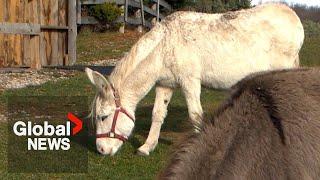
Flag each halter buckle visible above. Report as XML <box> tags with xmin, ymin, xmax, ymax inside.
<box><xmin>109</xmin><ymin>132</ymin><xmax>115</xmax><ymax>138</ymax></box>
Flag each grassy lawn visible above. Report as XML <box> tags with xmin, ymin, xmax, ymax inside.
<box><xmin>77</xmin><ymin>29</ymin><xmax>143</xmax><ymax>64</ymax></box>
<box><xmin>0</xmin><ymin>72</ymin><xmax>226</xmax><ymax>179</ymax></box>
<box><xmin>0</xmin><ymin>21</ymin><xmax>319</xmax><ymax>179</ymax></box>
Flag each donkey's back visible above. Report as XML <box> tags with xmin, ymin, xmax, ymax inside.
<box><xmin>160</xmin><ymin>4</ymin><xmax>304</xmax><ymax>89</ymax></box>
<box><xmin>160</xmin><ymin>68</ymin><xmax>320</xmax><ymax>180</ymax></box>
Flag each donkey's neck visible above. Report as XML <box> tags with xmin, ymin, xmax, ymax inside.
<box><xmin>109</xmin><ymin>47</ymin><xmax>164</xmax><ymax>113</ymax></box>
<box><xmin>109</xmin><ymin>23</ymin><xmax>166</xmax><ymax>88</ymax></box>
<box><xmin>109</xmin><ymin>48</ymin><xmax>143</xmax><ymax>86</ymax></box>
<box><xmin>108</xmin><ymin>24</ymin><xmax>166</xmax><ymax>113</ymax></box>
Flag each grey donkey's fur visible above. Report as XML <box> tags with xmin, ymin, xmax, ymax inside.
<box><xmin>160</xmin><ymin>68</ymin><xmax>320</xmax><ymax>180</ymax></box>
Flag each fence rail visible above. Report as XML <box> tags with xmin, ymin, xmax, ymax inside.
<box><xmin>80</xmin><ymin>0</ymin><xmax>171</xmax><ymax>28</ymax></box>
<box><xmin>0</xmin><ymin>0</ymin><xmax>171</xmax><ymax>68</ymax></box>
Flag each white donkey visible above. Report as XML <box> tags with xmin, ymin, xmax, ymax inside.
<box><xmin>86</xmin><ymin>3</ymin><xmax>304</xmax><ymax>156</ymax></box>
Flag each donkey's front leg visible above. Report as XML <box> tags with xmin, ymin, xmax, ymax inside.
<box><xmin>138</xmin><ymin>86</ymin><xmax>173</xmax><ymax>156</ymax></box>
<box><xmin>182</xmin><ymin>79</ymin><xmax>203</xmax><ymax>132</ymax></box>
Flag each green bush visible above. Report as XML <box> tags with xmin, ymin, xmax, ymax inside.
<box><xmin>300</xmin><ymin>20</ymin><xmax>320</xmax><ymax>67</ymax></box>
<box><xmin>89</xmin><ymin>3</ymin><xmax>122</xmax><ymax>23</ymax></box>
<box><xmin>174</xmin><ymin>0</ymin><xmax>251</xmax><ymax>13</ymax></box>
<box><xmin>303</xmin><ymin>20</ymin><xmax>320</xmax><ymax>37</ymax></box>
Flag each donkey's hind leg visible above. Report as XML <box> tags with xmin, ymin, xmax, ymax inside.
<box><xmin>138</xmin><ymin>86</ymin><xmax>173</xmax><ymax>156</ymax></box>
<box><xmin>182</xmin><ymin>78</ymin><xmax>203</xmax><ymax>132</ymax></box>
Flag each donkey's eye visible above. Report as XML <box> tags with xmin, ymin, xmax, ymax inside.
<box><xmin>100</xmin><ymin>115</ymin><xmax>109</xmax><ymax>121</ymax></box>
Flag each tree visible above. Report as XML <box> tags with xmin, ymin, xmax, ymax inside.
<box><xmin>173</xmin><ymin>0</ymin><xmax>252</xmax><ymax>13</ymax></box>
<box><xmin>238</xmin><ymin>0</ymin><xmax>251</xmax><ymax>9</ymax></box>
<box><xmin>212</xmin><ymin>0</ymin><xmax>225</xmax><ymax>13</ymax></box>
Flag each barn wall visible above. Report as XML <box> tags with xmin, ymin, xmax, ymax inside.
<box><xmin>0</xmin><ymin>0</ymin><xmax>71</xmax><ymax>68</ymax></box>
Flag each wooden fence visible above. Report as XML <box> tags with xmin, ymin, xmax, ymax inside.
<box><xmin>0</xmin><ymin>0</ymin><xmax>171</xmax><ymax>68</ymax></box>
<box><xmin>80</xmin><ymin>0</ymin><xmax>172</xmax><ymax>29</ymax></box>
<box><xmin>0</xmin><ymin>0</ymin><xmax>77</xmax><ymax>68</ymax></box>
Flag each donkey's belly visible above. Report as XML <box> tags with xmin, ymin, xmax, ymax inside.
<box><xmin>201</xmin><ymin>71</ymin><xmax>251</xmax><ymax>89</ymax></box>
<box><xmin>158</xmin><ymin>78</ymin><xmax>179</xmax><ymax>88</ymax></box>
<box><xmin>201</xmin><ymin>59</ymin><xmax>272</xmax><ymax>89</ymax></box>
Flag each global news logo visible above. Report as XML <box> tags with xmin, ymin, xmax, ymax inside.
<box><xmin>12</xmin><ymin>112</ymin><xmax>83</xmax><ymax>151</ymax></box>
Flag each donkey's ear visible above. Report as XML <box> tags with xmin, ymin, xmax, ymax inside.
<box><xmin>85</xmin><ymin>68</ymin><xmax>110</xmax><ymax>91</ymax></box>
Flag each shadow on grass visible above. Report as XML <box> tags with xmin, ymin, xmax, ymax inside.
<box><xmin>128</xmin><ymin>135</ymin><xmax>174</xmax><ymax>150</ymax></box>
<box><xmin>134</xmin><ymin>105</ymin><xmax>191</xmax><ymax>133</ymax></box>
<box><xmin>81</xmin><ymin>104</ymin><xmax>189</xmax><ymax>153</ymax></box>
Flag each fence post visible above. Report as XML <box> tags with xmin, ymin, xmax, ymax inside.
<box><xmin>140</xmin><ymin>0</ymin><xmax>145</xmax><ymax>26</ymax></box>
<box><xmin>125</xmin><ymin>0</ymin><xmax>128</xmax><ymax>22</ymax></box>
<box><xmin>151</xmin><ymin>4</ymin><xmax>157</xmax><ymax>26</ymax></box>
<box><xmin>68</xmin><ymin>0</ymin><xmax>77</xmax><ymax>65</ymax></box>
<box><xmin>157</xmin><ymin>0</ymin><xmax>160</xmax><ymax>22</ymax></box>
<box><xmin>135</xmin><ymin>10</ymin><xmax>143</xmax><ymax>33</ymax></box>
<box><xmin>77</xmin><ymin>0</ymin><xmax>81</xmax><ymax>25</ymax></box>
<box><xmin>119</xmin><ymin>5</ymin><xmax>125</xmax><ymax>33</ymax></box>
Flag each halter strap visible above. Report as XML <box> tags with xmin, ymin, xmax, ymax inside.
<box><xmin>96</xmin><ymin>85</ymin><xmax>135</xmax><ymax>142</ymax></box>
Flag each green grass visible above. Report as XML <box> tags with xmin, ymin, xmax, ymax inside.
<box><xmin>77</xmin><ymin>29</ymin><xmax>143</xmax><ymax>64</ymax></box>
<box><xmin>1</xmin><ymin>20</ymin><xmax>319</xmax><ymax>179</ymax></box>
<box><xmin>300</xmin><ymin>35</ymin><xmax>320</xmax><ymax>67</ymax></box>
<box><xmin>0</xmin><ymin>73</ymin><xmax>226</xmax><ymax>179</ymax></box>
<box><xmin>300</xmin><ymin>21</ymin><xmax>320</xmax><ymax>67</ymax></box>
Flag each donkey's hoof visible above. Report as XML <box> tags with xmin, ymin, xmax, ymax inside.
<box><xmin>137</xmin><ymin>147</ymin><xmax>150</xmax><ymax>156</ymax></box>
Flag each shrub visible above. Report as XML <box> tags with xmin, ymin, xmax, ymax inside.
<box><xmin>300</xmin><ymin>20</ymin><xmax>320</xmax><ymax>67</ymax></box>
<box><xmin>303</xmin><ymin>20</ymin><xmax>320</xmax><ymax>37</ymax></box>
<box><xmin>89</xmin><ymin>3</ymin><xmax>122</xmax><ymax>24</ymax></box>
<box><xmin>173</xmin><ymin>0</ymin><xmax>251</xmax><ymax>13</ymax></box>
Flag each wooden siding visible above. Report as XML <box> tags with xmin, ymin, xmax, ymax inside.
<box><xmin>0</xmin><ymin>0</ymin><xmax>76</xmax><ymax>68</ymax></box>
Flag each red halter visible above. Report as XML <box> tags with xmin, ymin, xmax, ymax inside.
<box><xmin>96</xmin><ymin>85</ymin><xmax>135</xmax><ymax>142</ymax></box>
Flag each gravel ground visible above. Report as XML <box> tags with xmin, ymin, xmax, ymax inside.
<box><xmin>0</xmin><ymin>113</ymin><xmax>6</xmax><ymax>122</ymax></box>
<box><xmin>0</xmin><ymin>69</ymin><xmax>77</xmax><ymax>122</ymax></box>
<box><xmin>0</xmin><ymin>59</ymin><xmax>117</xmax><ymax>122</ymax></box>
<box><xmin>0</xmin><ymin>69</ymin><xmax>76</xmax><ymax>91</ymax></box>
<box><xmin>79</xmin><ymin>58</ymin><xmax>120</xmax><ymax>66</ymax></box>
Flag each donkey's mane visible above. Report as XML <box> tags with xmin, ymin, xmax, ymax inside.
<box><xmin>211</xmin><ymin>68</ymin><xmax>311</xmax><ymax>143</ymax></box>
<box><xmin>109</xmin><ymin>23</ymin><xmax>167</xmax><ymax>88</ymax></box>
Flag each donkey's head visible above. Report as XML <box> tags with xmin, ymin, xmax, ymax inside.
<box><xmin>85</xmin><ymin>68</ymin><xmax>135</xmax><ymax>155</ymax></box>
